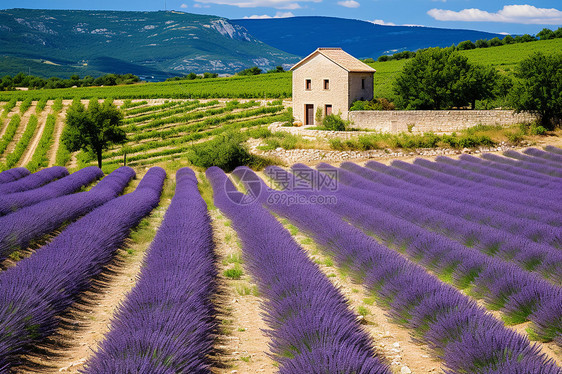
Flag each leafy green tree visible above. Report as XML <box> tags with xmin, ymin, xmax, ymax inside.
<box><xmin>457</xmin><ymin>40</ymin><xmax>476</xmax><ymax>50</ymax></box>
<box><xmin>489</xmin><ymin>37</ymin><xmax>503</xmax><ymax>47</ymax></box>
<box><xmin>555</xmin><ymin>27</ymin><xmax>562</xmax><ymax>38</ymax></box>
<box><xmin>267</xmin><ymin>65</ymin><xmax>285</xmax><ymax>73</ymax></box>
<box><xmin>475</xmin><ymin>39</ymin><xmax>489</xmax><ymax>48</ymax></box>
<box><xmin>394</xmin><ymin>47</ymin><xmax>498</xmax><ymax>110</ymax></box>
<box><xmin>237</xmin><ymin>66</ymin><xmax>262</xmax><ymax>76</ymax></box>
<box><xmin>61</xmin><ymin>98</ymin><xmax>127</xmax><ymax>168</ymax></box>
<box><xmin>537</xmin><ymin>28</ymin><xmax>555</xmax><ymax>40</ymax></box>
<box><xmin>510</xmin><ymin>52</ymin><xmax>562</xmax><ymax>130</ymax></box>
<box><xmin>502</xmin><ymin>35</ymin><xmax>515</xmax><ymax>44</ymax></box>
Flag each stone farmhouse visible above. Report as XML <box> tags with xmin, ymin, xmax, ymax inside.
<box><xmin>290</xmin><ymin>48</ymin><xmax>376</xmax><ymax>125</ymax></box>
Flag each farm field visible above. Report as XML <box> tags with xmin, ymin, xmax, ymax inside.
<box><xmin>1</xmin><ymin>38</ymin><xmax>561</xmax><ymax>103</ymax></box>
<box><xmin>0</xmin><ymin>145</ymin><xmax>561</xmax><ymax>373</ymax></box>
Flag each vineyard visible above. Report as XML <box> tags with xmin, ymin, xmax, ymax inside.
<box><xmin>0</xmin><ymin>140</ymin><xmax>561</xmax><ymax>373</ymax></box>
<box><xmin>0</xmin><ymin>98</ymin><xmax>289</xmax><ymax>173</ymax></box>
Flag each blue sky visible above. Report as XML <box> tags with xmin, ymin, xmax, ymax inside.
<box><xmin>2</xmin><ymin>0</ymin><xmax>561</xmax><ymax>34</ymax></box>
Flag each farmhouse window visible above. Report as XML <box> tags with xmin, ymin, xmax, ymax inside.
<box><xmin>324</xmin><ymin>79</ymin><xmax>330</xmax><ymax>90</ymax></box>
<box><xmin>325</xmin><ymin>104</ymin><xmax>332</xmax><ymax>115</ymax></box>
<box><xmin>361</xmin><ymin>78</ymin><xmax>365</xmax><ymax>89</ymax></box>
<box><xmin>306</xmin><ymin>79</ymin><xmax>312</xmax><ymax>90</ymax></box>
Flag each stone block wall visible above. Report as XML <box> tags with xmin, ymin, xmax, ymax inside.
<box><xmin>348</xmin><ymin>110</ymin><xmax>536</xmax><ymax>133</ymax></box>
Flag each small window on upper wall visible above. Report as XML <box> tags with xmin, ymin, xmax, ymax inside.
<box><xmin>324</xmin><ymin>79</ymin><xmax>330</xmax><ymax>90</ymax></box>
<box><xmin>306</xmin><ymin>79</ymin><xmax>312</xmax><ymax>90</ymax></box>
<box><xmin>361</xmin><ymin>78</ymin><xmax>366</xmax><ymax>89</ymax></box>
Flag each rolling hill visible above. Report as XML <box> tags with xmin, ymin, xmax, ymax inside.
<box><xmin>0</xmin><ymin>8</ymin><xmax>300</xmax><ymax>79</ymax></box>
<box><xmin>232</xmin><ymin>16</ymin><xmax>504</xmax><ymax>58</ymax></box>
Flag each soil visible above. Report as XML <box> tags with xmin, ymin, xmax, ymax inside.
<box><xmin>18</xmin><ymin>102</ymin><xmax>53</xmax><ymax>167</ymax></box>
<box><xmin>210</xmin><ymin>208</ymin><xmax>277</xmax><ymax>374</ymax></box>
<box><xmin>276</xmin><ymin>217</ymin><xmax>442</xmax><ymax>374</ymax></box>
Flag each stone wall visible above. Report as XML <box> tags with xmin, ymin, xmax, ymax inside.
<box><xmin>348</xmin><ymin>110</ymin><xmax>536</xmax><ymax>133</ymax></box>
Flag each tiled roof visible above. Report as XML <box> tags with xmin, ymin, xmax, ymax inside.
<box><xmin>290</xmin><ymin>48</ymin><xmax>376</xmax><ymax>73</ymax></box>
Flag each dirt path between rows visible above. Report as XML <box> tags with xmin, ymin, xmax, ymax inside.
<box><xmin>210</xmin><ymin>208</ymin><xmax>276</xmax><ymax>374</ymax></box>
<box><xmin>18</xmin><ymin>103</ymin><xmax>53</xmax><ymax>167</ymax></box>
<box><xmin>0</xmin><ymin>102</ymin><xmax>21</xmax><ymax>138</ymax></box>
<box><xmin>48</xmin><ymin>103</ymin><xmax>68</xmax><ymax>167</ymax></box>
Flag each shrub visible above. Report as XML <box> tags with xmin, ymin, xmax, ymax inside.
<box><xmin>322</xmin><ymin>114</ymin><xmax>348</xmax><ymax>131</ymax></box>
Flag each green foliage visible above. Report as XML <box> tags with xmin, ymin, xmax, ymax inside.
<box><xmin>457</xmin><ymin>40</ymin><xmax>476</xmax><ymax>50</ymax></box>
<box><xmin>267</xmin><ymin>66</ymin><xmax>285</xmax><ymax>73</ymax></box>
<box><xmin>350</xmin><ymin>98</ymin><xmax>395</xmax><ymax>111</ymax></box>
<box><xmin>27</xmin><ymin>114</ymin><xmax>56</xmax><ymax>172</ymax></box>
<box><xmin>120</xmin><ymin>100</ymin><xmax>148</xmax><ymax>109</ymax></box>
<box><xmin>237</xmin><ymin>66</ymin><xmax>262</xmax><ymax>76</ymax></box>
<box><xmin>537</xmin><ymin>28</ymin><xmax>556</xmax><ymax>40</ymax></box>
<box><xmin>475</xmin><ymin>39</ymin><xmax>489</xmax><ymax>48</ymax></box>
<box><xmin>329</xmin><ymin>131</ymin><xmax>495</xmax><ymax>151</ymax></box>
<box><xmin>0</xmin><ymin>72</ymin><xmax>139</xmax><ymax>91</ymax></box>
<box><xmin>1</xmin><ymin>98</ymin><xmax>17</xmax><ymax>117</ymax></box>
<box><xmin>223</xmin><ymin>265</ymin><xmax>243</xmax><ymax>279</ymax></box>
<box><xmin>187</xmin><ymin>131</ymin><xmax>254</xmax><ymax>172</ymax></box>
<box><xmin>19</xmin><ymin>98</ymin><xmax>32</xmax><ymax>114</ymax></box>
<box><xmin>393</xmin><ymin>47</ymin><xmax>499</xmax><ymax>109</ymax></box>
<box><xmin>510</xmin><ymin>52</ymin><xmax>562</xmax><ymax>129</ymax></box>
<box><xmin>35</xmin><ymin>97</ymin><xmax>48</xmax><ymax>113</ymax></box>
<box><xmin>2</xmin><ymin>115</ymin><xmax>38</xmax><ymax>171</ymax></box>
<box><xmin>62</xmin><ymin>98</ymin><xmax>126</xmax><ymax>168</ymax></box>
<box><xmin>0</xmin><ymin>115</ymin><xmax>21</xmax><ymax>154</ymax></box>
<box><xmin>322</xmin><ymin>113</ymin><xmax>349</xmax><ymax>131</ymax></box>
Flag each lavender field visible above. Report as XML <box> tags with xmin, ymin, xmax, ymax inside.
<box><xmin>0</xmin><ymin>147</ymin><xmax>560</xmax><ymax>373</ymax></box>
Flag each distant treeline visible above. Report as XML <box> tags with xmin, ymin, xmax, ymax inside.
<box><xmin>165</xmin><ymin>65</ymin><xmax>286</xmax><ymax>82</ymax></box>
<box><xmin>0</xmin><ymin>73</ymin><xmax>140</xmax><ymax>91</ymax></box>
<box><xmin>367</xmin><ymin>27</ymin><xmax>562</xmax><ymax>63</ymax></box>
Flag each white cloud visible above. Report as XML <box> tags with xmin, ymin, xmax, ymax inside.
<box><xmin>193</xmin><ymin>3</ymin><xmax>210</xmax><ymax>7</ymax></box>
<box><xmin>244</xmin><ymin>11</ymin><xmax>295</xmax><ymax>18</ymax></box>
<box><xmin>180</xmin><ymin>3</ymin><xmax>188</xmax><ymax>8</ymax></box>
<box><xmin>371</xmin><ymin>19</ymin><xmax>396</xmax><ymax>26</ymax></box>
<box><xmin>195</xmin><ymin>0</ymin><xmax>320</xmax><ymax>9</ymax></box>
<box><xmin>428</xmin><ymin>4</ymin><xmax>562</xmax><ymax>24</ymax></box>
<box><xmin>337</xmin><ymin>0</ymin><xmax>359</xmax><ymax>8</ymax></box>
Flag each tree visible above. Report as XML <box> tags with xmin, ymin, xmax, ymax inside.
<box><xmin>237</xmin><ymin>66</ymin><xmax>262</xmax><ymax>76</ymax></box>
<box><xmin>61</xmin><ymin>99</ymin><xmax>127</xmax><ymax>168</ymax></box>
<box><xmin>537</xmin><ymin>28</ymin><xmax>555</xmax><ymax>40</ymax></box>
<box><xmin>393</xmin><ymin>47</ymin><xmax>499</xmax><ymax>110</ymax></box>
<box><xmin>475</xmin><ymin>39</ymin><xmax>489</xmax><ymax>48</ymax></box>
<box><xmin>489</xmin><ymin>37</ymin><xmax>503</xmax><ymax>47</ymax></box>
<box><xmin>502</xmin><ymin>35</ymin><xmax>515</xmax><ymax>44</ymax></box>
<box><xmin>457</xmin><ymin>40</ymin><xmax>476</xmax><ymax>50</ymax></box>
<box><xmin>510</xmin><ymin>52</ymin><xmax>562</xmax><ymax>130</ymax></box>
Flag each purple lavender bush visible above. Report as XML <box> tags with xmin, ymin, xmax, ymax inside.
<box><xmin>0</xmin><ymin>167</ymin><xmax>29</xmax><ymax>184</ymax></box>
<box><xmin>0</xmin><ymin>166</ymin><xmax>67</xmax><ymax>195</ymax></box>
<box><xmin>0</xmin><ymin>166</ymin><xmax>135</xmax><ymax>261</ymax></box>
<box><xmin>207</xmin><ymin>166</ymin><xmax>390</xmax><ymax>374</ymax></box>
<box><xmin>0</xmin><ymin>166</ymin><xmax>104</xmax><ymax>216</ymax></box>
<box><xmin>0</xmin><ymin>167</ymin><xmax>164</xmax><ymax>371</ymax></box>
<box><xmin>84</xmin><ymin>168</ymin><xmax>217</xmax><ymax>373</ymax></box>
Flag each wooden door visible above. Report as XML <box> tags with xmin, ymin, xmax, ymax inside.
<box><xmin>305</xmin><ymin>104</ymin><xmax>314</xmax><ymax>125</ymax></box>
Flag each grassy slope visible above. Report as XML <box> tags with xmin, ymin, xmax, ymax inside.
<box><xmin>1</xmin><ymin>38</ymin><xmax>560</xmax><ymax>101</ymax></box>
<box><xmin>369</xmin><ymin>38</ymin><xmax>562</xmax><ymax>99</ymax></box>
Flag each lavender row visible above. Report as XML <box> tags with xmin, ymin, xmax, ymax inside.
<box><xmin>0</xmin><ymin>166</ymin><xmax>104</xmax><ymax>216</ymax></box>
<box><xmin>459</xmin><ymin>153</ymin><xmax>562</xmax><ymax>183</ymax></box>
<box><xmin>505</xmin><ymin>149</ymin><xmax>562</xmax><ymax>170</ymax></box>
<box><xmin>435</xmin><ymin>155</ymin><xmax>562</xmax><ymax>190</ymax></box>
<box><xmin>0</xmin><ymin>167</ymin><xmax>164</xmax><ymax>371</ymax></box>
<box><xmin>476</xmin><ymin>153</ymin><xmax>562</xmax><ymax>178</ymax></box>
<box><xmin>338</xmin><ymin>162</ymin><xmax>561</xmax><ymax>249</ymax></box>
<box><xmin>207</xmin><ymin>167</ymin><xmax>389</xmax><ymax>373</ymax></box>
<box><xmin>288</xmin><ymin>164</ymin><xmax>562</xmax><ymax>343</ymax></box>
<box><xmin>0</xmin><ymin>167</ymin><xmax>29</xmax><ymax>184</ymax></box>
<box><xmin>326</xmin><ymin>163</ymin><xmax>562</xmax><ymax>283</ymax></box>
<box><xmin>0</xmin><ymin>166</ymin><xmax>68</xmax><ymax>195</ymax></box>
<box><xmin>241</xmin><ymin>166</ymin><xmax>560</xmax><ymax>374</ymax></box>
<box><xmin>352</xmin><ymin>160</ymin><xmax>560</xmax><ymax>227</ymax></box>
<box><xmin>0</xmin><ymin>166</ymin><xmax>135</xmax><ymax>262</ymax></box>
<box><xmin>85</xmin><ymin>168</ymin><xmax>217</xmax><ymax>373</ymax></box>
<box><xmin>545</xmin><ymin>145</ymin><xmax>562</xmax><ymax>156</ymax></box>
<box><xmin>386</xmin><ymin>160</ymin><xmax>562</xmax><ymax>215</ymax></box>
<box><xmin>414</xmin><ymin>157</ymin><xmax>560</xmax><ymax>198</ymax></box>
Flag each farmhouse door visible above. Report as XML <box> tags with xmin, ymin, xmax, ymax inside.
<box><xmin>305</xmin><ymin>104</ymin><xmax>314</xmax><ymax>125</ymax></box>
